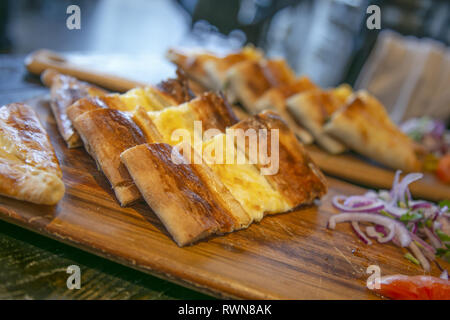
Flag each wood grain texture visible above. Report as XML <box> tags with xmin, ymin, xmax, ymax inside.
<box><xmin>306</xmin><ymin>145</ymin><xmax>450</xmax><ymax>202</ymax></box>
<box><xmin>0</xmin><ymin>96</ymin><xmax>447</xmax><ymax>300</ymax></box>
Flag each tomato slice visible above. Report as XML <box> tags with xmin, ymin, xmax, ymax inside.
<box><xmin>436</xmin><ymin>154</ymin><xmax>450</xmax><ymax>184</ymax></box>
<box><xmin>371</xmin><ymin>275</ymin><xmax>450</xmax><ymax>300</ymax></box>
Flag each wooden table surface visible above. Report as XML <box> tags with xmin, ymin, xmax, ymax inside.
<box><xmin>0</xmin><ymin>54</ymin><xmax>210</xmax><ymax>300</ymax></box>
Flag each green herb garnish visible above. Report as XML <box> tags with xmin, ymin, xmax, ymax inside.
<box><xmin>380</xmin><ymin>210</ymin><xmax>395</xmax><ymax>219</ymax></box>
<box><xmin>436</xmin><ymin>229</ymin><xmax>450</xmax><ymax>242</ymax></box>
<box><xmin>404</xmin><ymin>253</ymin><xmax>420</xmax><ymax>265</ymax></box>
<box><xmin>400</xmin><ymin>211</ymin><xmax>422</xmax><ymax>222</ymax></box>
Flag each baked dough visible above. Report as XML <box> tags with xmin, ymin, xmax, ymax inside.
<box><xmin>167</xmin><ymin>46</ymin><xmax>263</xmax><ymax>90</ymax></box>
<box><xmin>42</xmin><ymin>69</ymin><xmax>107</xmax><ymax>148</ymax></box>
<box><xmin>72</xmin><ymin>108</ymin><xmax>146</xmax><ymax>206</ymax></box>
<box><xmin>324</xmin><ymin>90</ymin><xmax>420</xmax><ymax>171</ymax></box>
<box><xmin>231</xmin><ymin>110</ymin><xmax>328</xmax><ymax>207</ymax></box>
<box><xmin>287</xmin><ymin>85</ymin><xmax>352</xmax><ymax>154</ymax></box>
<box><xmin>0</xmin><ymin>103</ymin><xmax>64</xmax><ymax>205</ymax></box>
<box><xmin>121</xmin><ymin>143</ymin><xmax>250</xmax><ymax>246</ymax></box>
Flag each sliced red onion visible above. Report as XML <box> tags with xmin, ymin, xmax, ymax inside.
<box><xmin>389</xmin><ymin>172</ymin><xmax>423</xmax><ymax>206</ymax></box>
<box><xmin>409</xmin><ymin>241</ymin><xmax>430</xmax><ymax>272</ymax></box>
<box><xmin>375</xmin><ymin>225</ymin><xmax>388</xmax><ymax>237</ymax></box>
<box><xmin>328</xmin><ymin>212</ymin><xmax>411</xmax><ymax>247</ymax></box>
<box><xmin>422</xmin><ymin>227</ymin><xmax>443</xmax><ymax>249</ymax></box>
<box><xmin>366</xmin><ymin>225</ymin><xmax>395</xmax><ymax>243</ymax></box>
<box><xmin>440</xmin><ymin>270</ymin><xmax>449</xmax><ymax>281</ymax></box>
<box><xmin>363</xmin><ymin>190</ymin><xmax>378</xmax><ymax>199</ymax></box>
<box><xmin>410</xmin><ymin>232</ymin><xmax>435</xmax><ymax>254</ymax></box>
<box><xmin>410</xmin><ymin>201</ymin><xmax>433</xmax><ymax>210</ymax></box>
<box><xmin>351</xmin><ymin>222</ymin><xmax>372</xmax><ymax>245</ymax></box>
<box><xmin>384</xmin><ymin>203</ymin><xmax>409</xmax><ymax>217</ymax></box>
<box><xmin>332</xmin><ymin>195</ymin><xmax>384</xmax><ymax>213</ymax></box>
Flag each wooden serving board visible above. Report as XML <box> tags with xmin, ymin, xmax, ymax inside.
<box><xmin>25</xmin><ymin>49</ymin><xmax>450</xmax><ymax>202</ymax></box>
<box><xmin>306</xmin><ymin>146</ymin><xmax>450</xmax><ymax>202</ymax></box>
<box><xmin>0</xmin><ymin>96</ymin><xmax>447</xmax><ymax>300</ymax></box>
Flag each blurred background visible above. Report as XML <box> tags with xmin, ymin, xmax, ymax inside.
<box><xmin>0</xmin><ymin>0</ymin><xmax>449</xmax><ymax>120</ymax></box>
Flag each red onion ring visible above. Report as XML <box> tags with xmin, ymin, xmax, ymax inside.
<box><xmin>351</xmin><ymin>222</ymin><xmax>372</xmax><ymax>245</ymax></box>
<box><xmin>366</xmin><ymin>225</ymin><xmax>395</xmax><ymax>243</ymax></box>
<box><xmin>328</xmin><ymin>212</ymin><xmax>411</xmax><ymax>247</ymax></box>
<box><xmin>332</xmin><ymin>196</ymin><xmax>384</xmax><ymax>213</ymax></box>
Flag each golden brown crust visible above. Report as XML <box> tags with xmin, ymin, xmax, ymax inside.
<box><xmin>131</xmin><ymin>107</ymin><xmax>164</xmax><ymax>143</ymax></box>
<box><xmin>167</xmin><ymin>46</ymin><xmax>263</xmax><ymax>90</ymax></box>
<box><xmin>0</xmin><ymin>103</ymin><xmax>64</xmax><ymax>205</ymax></box>
<box><xmin>72</xmin><ymin>108</ymin><xmax>146</xmax><ymax>206</ymax></box>
<box><xmin>188</xmin><ymin>92</ymin><xmax>239</xmax><ymax>132</ymax></box>
<box><xmin>43</xmin><ymin>69</ymin><xmax>107</xmax><ymax>148</ymax></box>
<box><xmin>121</xmin><ymin>143</ymin><xmax>240</xmax><ymax>246</ymax></box>
<box><xmin>324</xmin><ymin>91</ymin><xmax>420</xmax><ymax>172</ymax></box>
<box><xmin>155</xmin><ymin>69</ymin><xmax>195</xmax><ymax>105</ymax></box>
<box><xmin>231</xmin><ymin>110</ymin><xmax>328</xmax><ymax>207</ymax></box>
<box><xmin>287</xmin><ymin>89</ymin><xmax>347</xmax><ymax>154</ymax></box>
<box><xmin>166</xmin><ymin>49</ymin><xmax>218</xmax><ymax>88</ymax></box>
<box><xmin>0</xmin><ymin>103</ymin><xmax>62</xmax><ymax>178</ymax></box>
<box><xmin>66</xmin><ymin>96</ymin><xmax>112</xmax><ymax>124</ymax></box>
<box><xmin>224</xmin><ymin>59</ymin><xmax>296</xmax><ymax>113</ymax></box>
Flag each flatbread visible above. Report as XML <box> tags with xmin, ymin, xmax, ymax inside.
<box><xmin>42</xmin><ymin>69</ymin><xmax>107</xmax><ymax>148</ymax></box>
<box><xmin>0</xmin><ymin>103</ymin><xmax>64</xmax><ymax>205</ymax></box>
<box><xmin>324</xmin><ymin>90</ymin><xmax>421</xmax><ymax>171</ymax></box>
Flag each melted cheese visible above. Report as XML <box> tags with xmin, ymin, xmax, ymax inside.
<box><xmin>119</xmin><ymin>88</ymin><xmax>161</xmax><ymax>112</ymax></box>
<box><xmin>202</xmin><ymin>134</ymin><xmax>290</xmax><ymax>222</ymax></box>
<box><xmin>147</xmin><ymin>104</ymin><xmax>200</xmax><ymax>146</ymax></box>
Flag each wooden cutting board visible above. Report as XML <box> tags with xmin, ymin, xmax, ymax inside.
<box><xmin>306</xmin><ymin>146</ymin><xmax>450</xmax><ymax>202</ymax></box>
<box><xmin>0</xmin><ymin>96</ymin><xmax>447</xmax><ymax>300</ymax></box>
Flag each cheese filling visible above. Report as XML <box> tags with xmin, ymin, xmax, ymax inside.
<box><xmin>147</xmin><ymin>104</ymin><xmax>201</xmax><ymax>146</ymax></box>
<box><xmin>202</xmin><ymin>134</ymin><xmax>290</xmax><ymax>222</ymax></box>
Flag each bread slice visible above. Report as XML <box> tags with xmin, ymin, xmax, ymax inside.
<box><xmin>142</xmin><ymin>92</ymin><xmax>239</xmax><ymax>146</ymax></box>
<box><xmin>324</xmin><ymin>90</ymin><xmax>421</xmax><ymax>171</ymax></box>
<box><xmin>120</xmin><ymin>143</ymin><xmax>250</xmax><ymax>246</ymax></box>
<box><xmin>42</xmin><ymin>69</ymin><xmax>107</xmax><ymax>148</ymax></box>
<box><xmin>224</xmin><ymin>59</ymin><xmax>295</xmax><ymax>112</ymax></box>
<box><xmin>286</xmin><ymin>86</ymin><xmax>351</xmax><ymax>154</ymax></box>
<box><xmin>0</xmin><ymin>103</ymin><xmax>64</xmax><ymax>205</ymax></box>
<box><xmin>200</xmin><ymin>133</ymin><xmax>291</xmax><ymax>222</ymax></box>
<box><xmin>72</xmin><ymin>108</ymin><xmax>146</xmax><ymax>206</ymax></box>
<box><xmin>230</xmin><ymin>110</ymin><xmax>328</xmax><ymax>207</ymax></box>
<box><xmin>254</xmin><ymin>76</ymin><xmax>318</xmax><ymax>144</ymax></box>
<box><xmin>167</xmin><ymin>46</ymin><xmax>263</xmax><ymax>90</ymax></box>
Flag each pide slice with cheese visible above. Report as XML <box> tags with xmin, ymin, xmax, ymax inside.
<box><xmin>0</xmin><ymin>103</ymin><xmax>64</xmax><ymax>205</ymax></box>
<box><xmin>324</xmin><ymin>91</ymin><xmax>421</xmax><ymax>172</ymax></box>
<box><xmin>286</xmin><ymin>85</ymin><xmax>352</xmax><ymax>154</ymax></box>
<box><xmin>138</xmin><ymin>92</ymin><xmax>239</xmax><ymax>146</ymax></box>
<box><xmin>120</xmin><ymin>143</ymin><xmax>251</xmax><ymax>246</ymax></box>
<box><xmin>230</xmin><ymin>110</ymin><xmax>328</xmax><ymax>207</ymax></box>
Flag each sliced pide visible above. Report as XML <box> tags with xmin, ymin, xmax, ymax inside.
<box><xmin>72</xmin><ymin>108</ymin><xmax>146</xmax><ymax>206</ymax></box>
<box><xmin>324</xmin><ymin>91</ymin><xmax>420</xmax><ymax>172</ymax></box>
<box><xmin>231</xmin><ymin>110</ymin><xmax>328</xmax><ymax>207</ymax></box>
<box><xmin>0</xmin><ymin>103</ymin><xmax>64</xmax><ymax>205</ymax></box>
<box><xmin>120</xmin><ymin>143</ymin><xmax>248</xmax><ymax>246</ymax></box>
<box><xmin>42</xmin><ymin>69</ymin><xmax>107</xmax><ymax>148</ymax></box>
<box><xmin>286</xmin><ymin>86</ymin><xmax>350</xmax><ymax>154</ymax></box>
<box><xmin>200</xmin><ymin>133</ymin><xmax>291</xmax><ymax>222</ymax></box>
